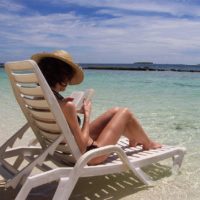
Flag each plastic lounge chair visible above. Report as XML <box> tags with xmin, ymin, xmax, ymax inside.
<box><xmin>3</xmin><ymin>60</ymin><xmax>186</xmax><ymax>200</ymax></box>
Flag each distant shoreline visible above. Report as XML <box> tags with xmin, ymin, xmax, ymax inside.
<box><xmin>1</xmin><ymin>63</ymin><xmax>200</xmax><ymax>72</ymax></box>
<box><xmin>82</xmin><ymin>66</ymin><xmax>200</xmax><ymax>72</ymax></box>
<box><xmin>81</xmin><ymin>63</ymin><xmax>200</xmax><ymax>72</ymax></box>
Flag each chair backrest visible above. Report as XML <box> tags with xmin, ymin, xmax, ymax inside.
<box><xmin>5</xmin><ymin>60</ymin><xmax>82</xmax><ymax>161</ymax></box>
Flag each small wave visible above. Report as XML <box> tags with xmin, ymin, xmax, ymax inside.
<box><xmin>173</xmin><ymin>122</ymin><xmax>198</xmax><ymax>130</ymax></box>
<box><xmin>174</xmin><ymin>82</ymin><xmax>200</xmax><ymax>88</ymax></box>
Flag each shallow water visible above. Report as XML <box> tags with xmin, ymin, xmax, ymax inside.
<box><xmin>0</xmin><ymin>68</ymin><xmax>200</xmax><ymax>199</ymax></box>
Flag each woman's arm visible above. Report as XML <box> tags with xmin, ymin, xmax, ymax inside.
<box><xmin>59</xmin><ymin>100</ymin><xmax>92</xmax><ymax>153</ymax></box>
<box><xmin>81</xmin><ymin>100</ymin><xmax>92</xmax><ymax>143</ymax></box>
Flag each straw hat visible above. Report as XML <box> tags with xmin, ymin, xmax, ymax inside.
<box><xmin>31</xmin><ymin>50</ymin><xmax>84</xmax><ymax>85</ymax></box>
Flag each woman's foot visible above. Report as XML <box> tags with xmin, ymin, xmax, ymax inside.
<box><xmin>143</xmin><ymin>141</ymin><xmax>162</xmax><ymax>150</ymax></box>
<box><xmin>129</xmin><ymin>139</ymin><xmax>161</xmax><ymax>150</ymax></box>
<box><xmin>129</xmin><ymin>140</ymin><xmax>139</xmax><ymax>147</ymax></box>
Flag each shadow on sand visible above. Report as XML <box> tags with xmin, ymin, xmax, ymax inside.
<box><xmin>0</xmin><ymin>163</ymin><xmax>172</xmax><ymax>200</ymax></box>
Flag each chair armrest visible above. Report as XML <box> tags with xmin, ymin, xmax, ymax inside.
<box><xmin>74</xmin><ymin>145</ymin><xmax>131</xmax><ymax>169</ymax></box>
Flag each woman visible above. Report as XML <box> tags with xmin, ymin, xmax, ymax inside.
<box><xmin>32</xmin><ymin>50</ymin><xmax>161</xmax><ymax>164</ymax></box>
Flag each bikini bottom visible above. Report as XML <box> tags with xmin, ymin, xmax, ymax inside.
<box><xmin>86</xmin><ymin>142</ymin><xmax>98</xmax><ymax>151</ymax></box>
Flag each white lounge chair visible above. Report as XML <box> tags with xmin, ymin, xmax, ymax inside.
<box><xmin>2</xmin><ymin>60</ymin><xmax>186</xmax><ymax>200</ymax></box>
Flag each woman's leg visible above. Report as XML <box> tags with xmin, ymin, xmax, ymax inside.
<box><xmin>89</xmin><ymin>107</ymin><xmax>121</xmax><ymax>140</ymax></box>
<box><xmin>89</xmin><ymin>108</ymin><xmax>161</xmax><ymax>164</ymax></box>
<box><xmin>89</xmin><ymin>107</ymin><xmax>160</xmax><ymax>150</ymax></box>
<box><xmin>94</xmin><ymin>108</ymin><xmax>132</xmax><ymax>146</ymax></box>
<box><xmin>88</xmin><ymin>108</ymin><xmax>132</xmax><ymax>164</ymax></box>
<box><xmin>122</xmin><ymin>109</ymin><xmax>161</xmax><ymax>150</ymax></box>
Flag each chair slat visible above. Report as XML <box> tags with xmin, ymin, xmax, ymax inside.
<box><xmin>35</xmin><ymin>121</ymin><xmax>60</xmax><ymax>133</ymax></box>
<box><xmin>17</xmin><ymin>85</ymin><xmax>43</xmax><ymax>96</ymax></box>
<box><xmin>13</xmin><ymin>73</ymin><xmax>38</xmax><ymax>83</ymax></box>
<box><xmin>23</xmin><ymin>99</ymin><xmax>49</xmax><ymax>109</ymax></box>
<box><xmin>7</xmin><ymin>61</ymin><xmax>34</xmax><ymax>70</ymax></box>
<box><xmin>29</xmin><ymin>110</ymin><xmax>55</xmax><ymax>121</ymax></box>
<box><xmin>40</xmin><ymin>130</ymin><xmax>60</xmax><ymax>140</ymax></box>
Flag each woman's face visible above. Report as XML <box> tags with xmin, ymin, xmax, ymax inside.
<box><xmin>58</xmin><ymin>78</ymin><xmax>69</xmax><ymax>91</ymax></box>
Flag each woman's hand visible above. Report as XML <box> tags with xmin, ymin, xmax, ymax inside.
<box><xmin>83</xmin><ymin>100</ymin><xmax>92</xmax><ymax>118</ymax></box>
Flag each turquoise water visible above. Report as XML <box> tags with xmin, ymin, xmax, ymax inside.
<box><xmin>0</xmin><ymin>68</ymin><xmax>200</xmax><ymax>199</ymax></box>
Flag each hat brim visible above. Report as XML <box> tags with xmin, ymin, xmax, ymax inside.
<box><xmin>31</xmin><ymin>52</ymin><xmax>84</xmax><ymax>85</ymax></box>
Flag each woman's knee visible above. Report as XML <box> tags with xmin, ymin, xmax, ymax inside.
<box><xmin>109</xmin><ymin>107</ymin><xmax>121</xmax><ymax>115</ymax></box>
<box><xmin>121</xmin><ymin>107</ymin><xmax>133</xmax><ymax>118</ymax></box>
<box><xmin>109</xmin><ymin>107</ymin><xmax>133</xmax><ymax>120</ymax></box>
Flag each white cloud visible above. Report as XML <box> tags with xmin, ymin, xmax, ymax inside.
<box><xmin>1</xmin><ymin>0</ymin><xmax>200</xmax><ymax>64</ymax></box>
<box><xmin>58</xmin><ymin>0</ymin><xmax>200</xmax><ymax>17</ymax></box>
<box><xmin>0</xmin><ymin>0</ymin><xmax>25</xmax><ymax>12</ymax></box>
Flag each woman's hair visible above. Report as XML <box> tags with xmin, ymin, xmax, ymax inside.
<box><xmin>37</xmin><ymin>57</ymin><xmax>75</xmax><ymax>87</ymax></box>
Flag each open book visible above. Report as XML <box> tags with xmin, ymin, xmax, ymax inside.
<box><xmin>70</xmin><ymin>88</ymin><xmax>94</xmax><ymax>110</ymax></box>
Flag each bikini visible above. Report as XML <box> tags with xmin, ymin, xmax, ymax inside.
<box><xmin>86</xmin><ymin>141</ymin><xmax>98</xmax><ymax>151</ymax></box>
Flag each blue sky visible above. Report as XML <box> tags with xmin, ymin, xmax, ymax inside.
<box><xmin>1</xmin><ymin>0</ymin><xmax>200</xmax><ymax>64</ymax></box>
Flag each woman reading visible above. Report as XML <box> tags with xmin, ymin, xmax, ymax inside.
<box><xmin>31</xmin><ymin>50</ymin><xmax>161</xmax><ymax>165</ymax></box>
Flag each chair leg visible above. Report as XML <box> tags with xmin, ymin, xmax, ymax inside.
<box><xmin>13</xmin><ymin>155</ymin><xmax>24</xmax><ymax>169</ymax></box>
<box><xmin>15</xmin><ymin>178</ymin><xmax>33</xmax><ymax>200</ymax></box>
<box><xmin>172</xmin><ymin>151</ymin><xmax>185</xmax><ymax>173</ymax></box>
<box><xmin>15</xmin><ymin>168</ymin><xmax>72</xmax><ymax>200</ymax></box>
<box><xmin>52</xmin><ymin>173</ymin><xmax>79</xmax><ymax>200</ymax></box>
<box><xmin>131</xmin><ymin>167</ymin><xmax>153</xmax><ymax>185</ymax></box>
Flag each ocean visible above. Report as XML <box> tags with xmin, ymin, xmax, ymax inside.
<box><xmin>0</xmin><ymin>67</ymin><xmax>200</xmax><ymax>199</ymax></box>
